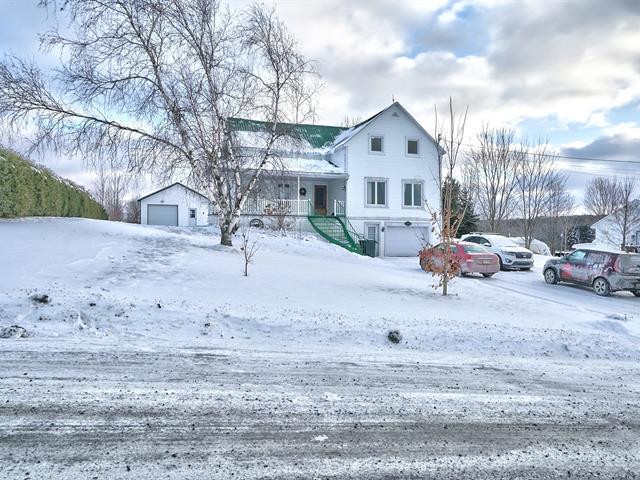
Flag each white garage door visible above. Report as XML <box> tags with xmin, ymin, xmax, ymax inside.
<box><xmin>148</xmin><ymin>205</ymin><xmax>178</xmax><ymax>226</ymax></box>
<box><xmin>384</xmin><ymin>225</ymin><xmax>430</xmax><ymax>257</ymax></box>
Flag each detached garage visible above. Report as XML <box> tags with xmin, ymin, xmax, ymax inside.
<box><xmin>383</xmin><ymin>222</ymin><xmax>431</xmax><ymax>257</ymax></box>
<box><xmin>138</xmin><ymin>183</ymin><xmax>210</xmax><ymax>227</ymax></box>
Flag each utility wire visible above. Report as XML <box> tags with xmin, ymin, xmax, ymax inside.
<box><xmin>445</xmin><ymin>139</ymin><xmax>640</xmax><ymax>165</ymax></box>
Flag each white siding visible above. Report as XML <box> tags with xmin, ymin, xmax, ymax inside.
<box><xmin>140</xmin><ymin>184</ymin><xmax>209</xmax><ymax>227</ymax></box>
<box><xmin>593</xmin><ymin>217</ymin><xmax>640</xmax><ymax>249</ymax></box>
<box><xmin>331</xmin><ymin>105</ymin><xmax>440</xmax><ymax>254</ymax></box>
<box><xmin>331</xmin><ymin>147</ymin><xmax>347</xmax><ymax>169</ymax></box>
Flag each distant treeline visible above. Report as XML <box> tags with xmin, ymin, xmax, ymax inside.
<box><xmin>0</xmin><ymin>148</ymin><xmax>107</xmax><ymax>220</ymax></box>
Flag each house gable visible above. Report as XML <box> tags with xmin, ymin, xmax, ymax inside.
<box><xmin>137</xmin><ymin>182</ymin><xmax>209</xmax><ymax>203</ymax></box>
<box><xmin>335</xmin><ymin>102</ymin><xmax>441</xmax><ymax>226</ymax></box>
<box><xmin>330</xmin><ymin>102</ymin><xmax>443</xmax><ymax>155</ymax></box>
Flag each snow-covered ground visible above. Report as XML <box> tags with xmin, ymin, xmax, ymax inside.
<box><xmin>0</xmin><ymin>217</ymin><xmax>638</xmax><ymax>360</ymax></box>
<box><xmin>1</xmin><ymin>218</ymin><xmax>639</xmax><ymax>479</ymax></box>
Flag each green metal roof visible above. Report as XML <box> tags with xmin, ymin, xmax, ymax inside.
<box><xmin>227</xmin><ymin>117</ymin><xmax>348</xmax><ymax>150</ymax></box>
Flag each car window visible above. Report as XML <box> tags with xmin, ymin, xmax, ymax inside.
<box><xmin>451</xmin><ymin>245</ymin><xmax>458</xmax><ymax>254</ymax></box>
<box><xmin>566</xmin><ymin>250</ymin><xmax>588</xmax><ymax>264</ymax></box>
<box><xmin>477</xmin><ymin>237</ymin><xmax>491</xmax><ymax>247</ymax></box>
<box><xmin>463</xmin><ymin>244</ymin><xmax>488</xmax><ymax>254</ymax></box>
<box><xmin>586</xmin><ymin>252</ymin><xmax>606</xmax><ymax>267</ymax></box>
<box><xmin>464</xmin><ymin>236</ymin><xmax>479</xmax><ymax>243</ymax></box>
<box><xmin>619</xmin><ymin>254</ymin><xmax>640</xmax><ymax>274</ymax></box>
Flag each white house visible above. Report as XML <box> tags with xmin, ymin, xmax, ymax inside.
<box><xmin>591</xmin><ymin>199</ymin><xmax>640</xmax><ymax>251</ymax></box>
<box><xmin>138</xmin><ymin>183</ymin><xmax>210</xmax><ymax>227</ymax></box>
<box><xmin>232</xmin><ymin>102</ymin><xmax>442</xmax><ymax>257</ymax></box>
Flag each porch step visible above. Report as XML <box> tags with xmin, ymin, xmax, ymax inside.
<box><xmin>307</xmin><ymin>215</ymin><xmax>369</xmax><ymax>255</ymax></box>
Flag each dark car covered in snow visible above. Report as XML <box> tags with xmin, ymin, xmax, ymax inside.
<box><xmin>543</xmin><ymin>246</ymin><xmax>640</xmax><ymax>297</ymax></box>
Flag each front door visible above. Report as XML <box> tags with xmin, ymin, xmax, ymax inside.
<box><xmin>365</xmin><ymin>223</ymin><xmax>379</xmax><ymax>257</ymax></box>
<box><xmin>314</xmin><ymin>185</ymin><xmax>327</xmax><ymax>215</ymax></box>
<box><xmin>188</xmin><ymin>208</ymin><xmax>197</xmax><ymax>227</ymax></box>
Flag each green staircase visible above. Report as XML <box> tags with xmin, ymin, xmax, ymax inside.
<box><xmin>307</xmin><ymin>215</ymin><xmax>375</xmax><ymax>256</ymax></box>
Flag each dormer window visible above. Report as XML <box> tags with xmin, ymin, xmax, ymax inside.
<box><xmin>369</xmin><ymin>135</ymin><xmax>384</xmax><ymax>153</ymax></box>
<box><xmin>407</xmin><ymin>138</ymin><xmax>419</xmax><ymax>155</ymax></box>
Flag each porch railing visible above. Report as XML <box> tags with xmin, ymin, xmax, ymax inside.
<box><xmin>334</xmin><ymin>200</ymin><xmax>345</xmax><ymax>216</ymax></box>
<box><xmin>241</xmin><ymin>198</ymin><xmax>313</xmax><ymax>216</ymax></box>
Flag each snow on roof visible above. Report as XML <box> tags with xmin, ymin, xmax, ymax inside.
<box><xmin>571</xmin><ymin>243</ymin><xmax>626</xmax><ymax>254</ymax></box>
<box><xmin>264</xmin><ymin>156</ymin><xmax>345</xmax><ymax>176</ymax></box>
<box><xmin>229</xmin><ymin>118</ymin><xmax>347</xmax><ymax>152</ymax></box>
<box><xmin>329</xmin><ymin>121</ymin><xmax>370</xmax><ymax>152</ymax></box>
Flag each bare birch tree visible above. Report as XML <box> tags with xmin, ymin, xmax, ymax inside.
<box><xmin>124</xmin><ymin>198</ymin><xmax>141</xmax><ymax>224</ymax></box>
<box><xmin>514</xmin><ymin>142</ymin><xmax>561</xmax><ymax>248</ymax></box>
<box><xmin>602</xmin><ymin>177</ymin><xmax>640</xmax><ymax>250</ymax></box>
<box><xmin>92</xmin><ymin>168</ymin><xmax>129</xmax><ymax>221</ymax></box>
<box><xmin>340</xmin><ymin>114</ymin><xmax>363</xmax><ymax>128</ymax></box>
<box><xmin>0</xmin><ymin>0</ymin><xmax>317</xmax><ymax>246</ymax></box>
<box><xmin>465</xmin><ymin>126</ymin><xmax>519</xmax><ymax>232</ymax></box>
<box><xmin>584</xmin><ymin>176</ymin><xmax>622</xmax><ymax>217</ymax></box>
<box><xmin>546</xmin><ymin>175</ymin><xmax>576</xmax><ymax>253</ymax></box>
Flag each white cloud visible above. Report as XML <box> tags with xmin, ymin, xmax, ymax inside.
<box><xmin>2</xmin><ymin>0</ymin><xmax>640</xmax><ymax>195</ymax></box>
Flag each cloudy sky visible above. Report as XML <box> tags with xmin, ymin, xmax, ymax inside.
<box><xmin>1</xmin><ymin>0</ymin><xmax>639</xmax><ymax>202</ymax></box>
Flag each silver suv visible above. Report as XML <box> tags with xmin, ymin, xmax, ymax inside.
<box><xmin>461</xmin><ymin>233</ymin><xmax>534</xmax><ymax>271</ymax></box>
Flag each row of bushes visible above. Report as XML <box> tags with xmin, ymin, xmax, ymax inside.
<box><xmin>0</xmin><ymin>148</ymin><xmax>107</xmax><ymax>220</ymax></box>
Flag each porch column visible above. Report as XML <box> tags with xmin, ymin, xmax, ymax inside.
<box><xmin>297</xmin><ymin>175</ymin><xmax>301</xmax><ymax>215</ymax></box>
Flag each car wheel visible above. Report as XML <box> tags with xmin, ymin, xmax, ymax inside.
<box><xmin>593</xmin><ymin>277</ymin><xmax>611</xmax><ymax>297</ymax></box>
<box><xmin>498</xmin><ymin>257</ymin><xmax>506</xmax><ymax>271</ymax></box>
<box><xmin>544</xmin><ymin>268</ymin><xmax>558</xmax><ymax>285</ymax></box>
<box><xmin>631</xmin><ymin>290</ymin><xmax>640</xmax><ymax>297</ymax></box>
<box><xmin>482</xmin><ymin>273</ymin><xmax>494</xmax><ymax>278</ymax></box>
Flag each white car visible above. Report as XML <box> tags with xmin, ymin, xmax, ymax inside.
<box><xmin>510</xmin><ymin>236</ymin><xmax>551</xmax><ymax>256</ymax></box>
<box><xmin>461</xmin><ymin>233</ymin><xmax>534</xmax><ymax>271</ymax></box>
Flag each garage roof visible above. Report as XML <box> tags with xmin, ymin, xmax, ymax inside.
<box><xmin>137</xmin><ymin>182</ymin><xmax>210</xmax><ymax>202</ymax></box>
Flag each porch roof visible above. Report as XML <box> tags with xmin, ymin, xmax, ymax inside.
<box><xmin>262</xmin><ymin>156</ymin><xmax>347</xmax><ymax>178</ymax></box>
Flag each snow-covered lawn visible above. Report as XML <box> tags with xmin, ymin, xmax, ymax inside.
<box><xmin>2</xmin><ymin>218</ymin><xmax>640</xmax><ymax>479</ymax></box>
<box><xmin>0</xmin><ymin>217</ymin><xmax>638</xmax><ymax>360</ymax></box>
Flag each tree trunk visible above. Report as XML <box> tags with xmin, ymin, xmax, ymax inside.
<box><xmin>218</xmin><ymin>209</ymin><xmax>242</xmax><ymax>247</ymax></box>
<box><xmin>220</xmin><ymin>228</ymin><xmax>233</xmax><ymax>247</ymax></box>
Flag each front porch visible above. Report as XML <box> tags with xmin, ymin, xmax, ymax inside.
<box><xmin>242</xmin><ymin>176</ymin><xmax>347</xmax><ymax>217</ymax></box>
<box><xmin>239</xmin><ymin>174</ymin><xmax>376</xmax><ymax>257</ymax></box>
<box><xmin>241</xmin><ymin>198</ymin><xmax>345</xmax><ymax>217</ymax></box>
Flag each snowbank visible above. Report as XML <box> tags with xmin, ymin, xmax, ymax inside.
<box><xmin>0</xmin><ymin>218</ymin><xmax>638</xmax><ymax>362</ymax></box>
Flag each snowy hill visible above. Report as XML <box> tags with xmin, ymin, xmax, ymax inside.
<box><xmin>0</xmin><ymin>217</ymin><xmax>638</xmax><ymax>361</ymax></box>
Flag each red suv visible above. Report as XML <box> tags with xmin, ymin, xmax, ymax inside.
<box><xmin>543</xmin><ymin>247</ymin><xmax>640</xmax><ymax>296</ymax></box>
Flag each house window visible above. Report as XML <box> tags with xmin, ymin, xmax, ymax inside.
<box><xmin>407</xmin><ymin>139</ymin><xmax>419</xmax><ymax>155</ymax></box>
<box><xmin>369</xmin><ymin>135</ymin><xmax>384</xmax><ymax>153</ymax></box>
<box><xmin>189</xmin><ymin>208</ymin><xmax>196</xmax><ymax>219</ymax></box>
<box><xmin>277</xmin><ymin>183</ymin><xmax>291</xmax><ymax>199</ymax></box>
<box><xmin>366</xmin><ymin>179</ymin><xmax>387</xmax><ymax>206</ymax></box>
<box><xmin>403</xmin><ymin>181</ymin><xmax>423</xmax><ymax>207</ymax></box>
